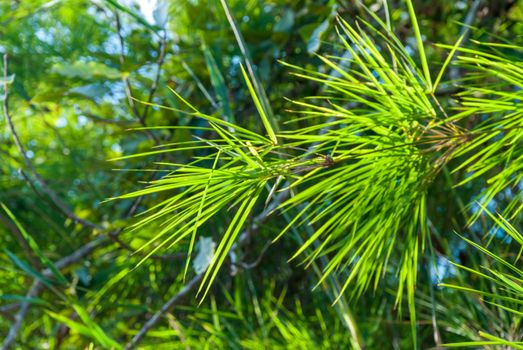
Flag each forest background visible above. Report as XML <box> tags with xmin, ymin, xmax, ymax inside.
<box><xmin>1</xmin><ymin>0</ymin><xmax>523</xmax><ymax>349</ymax></box>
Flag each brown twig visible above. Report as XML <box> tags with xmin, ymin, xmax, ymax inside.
<box><xmin>231</xmin><ymin>239</ymin><xmax>272</xmax><ymax>270</ymax></box>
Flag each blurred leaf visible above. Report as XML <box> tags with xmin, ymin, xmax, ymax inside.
<box><xmin>1</xmin><ymin>203</ymin><xmax>68</xmax><ymax>285</ymax></box>
<box><xmin>46</xmin><ymin>305</ymin><xmax>122</xmax><ymax>350</ymax></box>
<box><xmin>68</xmin><ymin>84</ymin><xmax>110</xmax><ymax>99</ymax></box>
<box><xmin>0</xmin><ymin>294</ymin><xmax>52</xmax><ymax>308</ymax></box>
<box><xmin>5</xmin><ymin>249</ymin><xmax>54</xmax><ymax>288</ymax></box>
<box><xmin>153</xmin><ymin>0</ymin><xmax>169</xmax><ymax>28</ymax></box>
<box><xmin>193</xmin><ymin>236</ymin><xmax>216</xmax><ymax>274</ymax></box>
<box><xmin>202</xmin><ymin>44</ymin><xmax>233</xmax><ymax>121</ymax></box>
<box><xmin>307</xmin><ymin>19</ymin><xmax>329</xmax><ymax>54</ymax></box>
<box><xmin>51</xmin><ymin>61</ymin><xmax>121</xmax><ymax>80</ymax></box>
<box><xmin>0</xmin><ymin>74</ymin><xmax>15</xmax><ymax>84</ymax></box>
<box><xmin>273</xmin><ymin>10</ymin><xmax>295</xmax><ymax>33</ymax></box>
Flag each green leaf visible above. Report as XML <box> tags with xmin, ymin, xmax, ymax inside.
<box><xmin>0</xmin><ymin>294</ymin><xmax>52</xmax><ymax>308</ymax></box>
<box><xmin>46</xmin><ymin>306</ymin><xmax>122</xmax><ymax>350</ymax></box>
<box><xmin>406</xmin><ymin>0</ymin><xmax>432</xmax><ymax>90</ymax></box>
<box><xmin>202</xmin><ymin>44</ymin><xmax>234</xmax><ymax>122</ymax></box>
<box><xmin>1</xmin><ymin>203</ymin><xmax>68</xmax><ymax>285</ymax></box>
<box><xmin>5</xmin><ymin>249</ymin><xmax>54</xmax><ymax>287</ymax></box>
<box><xmin>432</xmin><ymin>34</ymin><xmax>465</xmax><ymax>92</ymax></box>
<box><xmin>240</xmin><ymin>64</ymin><xmax>278</xmax><ymax>144</ymax></box>
<box><xmin>51</xmin><ymin>61</ymin><xmax>122</xmax><ymax>80</ymax></box>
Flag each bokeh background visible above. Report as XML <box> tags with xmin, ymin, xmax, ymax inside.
<box><xmin>1</xmin><ymin>0</ymin><xmax>522</xmax><ymax>348</ymax></box>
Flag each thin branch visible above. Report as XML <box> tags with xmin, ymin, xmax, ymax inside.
<box><xmin>115</xmin><ymin>12</ymin><xmax>141</xmax><ymax>121</ymax></box>
<box><xmin>0</xmin><ymin>188</ymin><xmax>153</xmax><ymax>348</ymax></box>
<box><xmin>1</xmin><ymin>282</ymin><xmax>42</xmax><ymax>350</ymax></box>
<box><xmin>17</xmin><ymin>169</ymin><xmax>72</xmax><ymax>221</ymax></box>
<box><xmin>231</xmin><ymin>239</ymin><xmax>271</xmax><ymax>270</ymax></box>
<box><xmin>124</xmin><ymin>190</ymin><xmax>289</xmax><ymax>349</ymax></box>
<box><xmin>181</xmin><ymin>60</ymin><xmax>218</xmax><ymax>109</ymax></box>
<box><xmin>427</xmin><ymin>261</ymin><xmax>443</xmax><ymax>350</ymax></box>
<box><xmin>2</xmin><ymin>54</ymin><xmax>100</xmax><ymax>230</ymax></box>
<box><xmin>141</xmin><ymin>29</ymin><xmax>168</xmax><ymax>121</ymax></box>
<box><xmin>124</xmin><ymin>274</ymin><xmax>203</xmax><ymax>350</ymax></box>
<box><xmin>114</xmin><ymin>12</ymin><xmax>163</xmax><ymax>145</ymax></box>
<box><xmin>0</xmin><ymin>303</ymin><xmax>19</xmax><ymax>314</ymax></box>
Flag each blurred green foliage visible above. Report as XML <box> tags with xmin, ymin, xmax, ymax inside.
<box><xmin>0</xmin><ymin>0</ymin><xmax>522</xmax><ymax>349</ymax></box>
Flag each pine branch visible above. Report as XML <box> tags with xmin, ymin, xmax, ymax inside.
<box><xmin>122</xmin><ymin>64</ymin><xmax>350</xmax><ymax>347</ymax></box>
